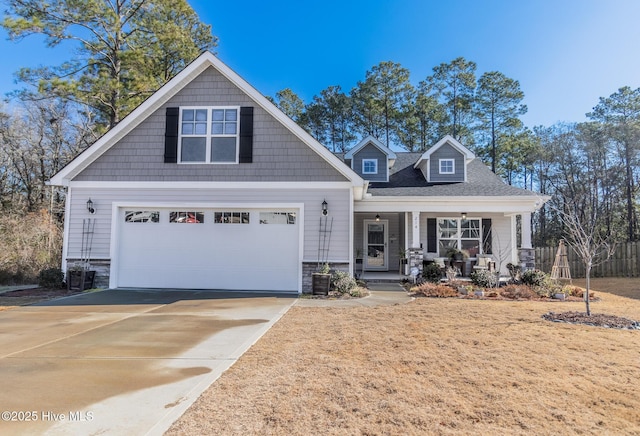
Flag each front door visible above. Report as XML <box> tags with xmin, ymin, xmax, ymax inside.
<box><xmin>364</xmin><ymin>219</ymin><xmax>388</xmax><ymax>270</ymax></box>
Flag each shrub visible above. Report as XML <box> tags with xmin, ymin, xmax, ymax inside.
<box><xmin>564</xmin><ymin>285</ymin><xmax>584</xmax><ymax>297</ymax></box>
<box><xmin>500</xmin><ymin>284</ymin><xmax>537</xmax><ymax>299</ymax></box>
<box><xmin>331</xmin><ymin>270</ymin><xmax>357</xmax><ymax>294</ymax></box>
<box><xmin>470</xmin><ymin>269</ymin><xmax>497</xmax><ymax>288</ymax></box>
<box><xmin>521</xmin><ymin>269</ymin><xmax>548</xmax><ymax>287</ymax></box>
<box><xmin>422</xmin><ymin>263</ymin><xmax>442</xmax><ymax>283</ymax></box>
<box><xmin>38</xmin><ymin>268</ymin><xmax>65</xmax><ymax>289</ymax></box>
<box><xmin>412</xmin><ymin>282</ymin><xmax>458</xmax><ymax>297</ymax></box>
<box><xmin>506</xmin><ymin>263</ymin><xmax>522</xmax><ymax>282</ymax></box>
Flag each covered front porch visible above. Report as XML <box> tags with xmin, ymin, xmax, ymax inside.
<box><xmin>353</xmin><ymin>209</ymin><xmax>535</xmax><ymax>278</ymax></box>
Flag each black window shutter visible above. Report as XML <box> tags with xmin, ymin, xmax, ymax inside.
<box><xmin>164</xmin><ymin>107</ymin><xmax>179</xmax><ymax>163</ymax></box>
<box><xmin>239</xmin><ymin>107</ymin><xmax>253</xmax><ymax>163</ymax></box>
<box><xmin>482</xmin><ymin>218</ymin><xmax>493</xmax><ymax>254</ymax></box>
<box><xmin>427</xmin><ymin>218</ymin><xmax>437</xmax><ymax>252</ymax></box>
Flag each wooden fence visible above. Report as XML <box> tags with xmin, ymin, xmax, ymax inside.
<box><xmin>534</xmin><ymin>242</ymin><xmax>640</xmax><ymax>278</ymax></box>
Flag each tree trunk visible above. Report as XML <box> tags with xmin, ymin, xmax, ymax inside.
<box><xmin>585</xmin><ymin>263</ymin><xmax>591</xmax><ymax>316</ymax></box>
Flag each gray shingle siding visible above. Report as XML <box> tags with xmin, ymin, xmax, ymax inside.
<box><xmin>351</xmin><ymin>144</ymin><xmax>387</xmax><ymax>182</ymax></box>
<box><xmin>429</xmin><ymin>143</ymin><xmax>465</xmax><ymax>182</ymax></box>
<box><xmin>74</xmin><ymin>67</ymin><xmax>348</xmax><ymax>182</ymax></box>
<box><xmin>368</xmin><ymin>153</ymin><xmax>540</xmax><ymax>197</ymax></box>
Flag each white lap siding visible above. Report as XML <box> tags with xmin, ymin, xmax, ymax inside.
<box><xmin>64</xmin><ymin>185</ymin><xmax>352</xmax><ymax>290</ymax></box>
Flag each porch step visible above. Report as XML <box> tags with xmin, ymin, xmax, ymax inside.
<box><xmin>364</xmin><ymin>278</ymin><xmax>404</xmax><ymax>284</ymax></box>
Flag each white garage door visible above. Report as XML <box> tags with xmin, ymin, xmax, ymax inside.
<box><xmin>116</xmin><ymin>208</ymin><xmax>300</xmax><ymax>291</ymax></box>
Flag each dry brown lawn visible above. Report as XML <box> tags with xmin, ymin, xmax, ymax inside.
<box><xmin>167</xmin><ymin>279</ymin><xmax>640</xmax><ymax>435</ymax></box>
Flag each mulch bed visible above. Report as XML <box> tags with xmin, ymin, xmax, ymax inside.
<box><xmin>0</xmin><ymin>287</ymin><xmax>83</xmax><ymax>308</ymax></box>
<box><xmin>543</xmin><ymin>311</ymin><xmax>640</xmax><ymax>330</ymax></box>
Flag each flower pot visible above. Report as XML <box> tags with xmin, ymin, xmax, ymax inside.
<box><xmin>67</xmin><ymin>270</ymin><xmax>96</xmax><ymax>291</ymax></box>
<box><xmin>554</xmin><ymin>293</ymin><xmax>566</xmax><ymax>301</ymax></box>
<box><xmin>311</xmin><ymin>273</ymin><xmax>331</xmax><ymax>296</ymax></box>
<box><xmin>474</xmin><ymin>290</ymin><xmax>485</xmax><ymax>297</ymax></box>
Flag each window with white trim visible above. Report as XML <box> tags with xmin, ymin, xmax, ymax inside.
<box><xmin>179</xmin><ymin>107</ymin><xmax>239</xmax><ymax>163</ymax></box>
<box><xmin>437</xmin><ymin>218</ymin><xmax>481</xmax><ymax>257</ymax></box>
<box><xmin>362</xmin><ymin>159</ymin><xmax>378</xmax><ymax>174</ymax></box>
<box><xmin>125</xmin><ymin>211</ymin><xmax>159</xmax><ymax>223</ymax></box>
<box><xmin>259</xmin><ymin>212</ymin><xmax>296</xmax><ymax>224</ymax></box>
<box><xmin>170</xmin><ymin>211</ymin><xmax>204</xmax><ymax>223</ymax></box>
<box><xmin>214</xmin><ymin>211</ymin><xmax>250</xmax><ymax>224</ymax></box>
<box><xmin>439</xmin><ymin>159</ymin><xmax>455</xmax><ymax>174</ymax></box>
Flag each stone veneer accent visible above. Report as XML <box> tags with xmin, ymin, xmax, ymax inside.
<box><xmin>519</xmin><ymin>248</ymin><xmax>535</xmax><ymax>270</ymax></box>
<box><xmin>302</xmin><ymin>262</ymin><xmax>349</xmax><ymax>294</ymax></box>
<box><xmin>66</xmin><ymin>260</ymin><xmax>110</xmax><ymax>289</ymax></box>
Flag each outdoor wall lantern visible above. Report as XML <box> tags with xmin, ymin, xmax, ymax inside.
<box><xmin>87</xmin><ymin>198</ymin><xmax>95</xmax><ymax>214</ymax></box>
<box><xmin>322</xmin><ymin>199</ymin><xmax>328</xmax><ymax>216</ymax></box>
<box><xmin>375</xmin><ymin>213</ymin><xmax>380</xmax><ymax>222</ymax></box>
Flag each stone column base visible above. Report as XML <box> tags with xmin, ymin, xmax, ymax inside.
<box><xmin>519</xmin><ymin>248</ymin><xmax>535</xmax><ymax>270</ymax></box>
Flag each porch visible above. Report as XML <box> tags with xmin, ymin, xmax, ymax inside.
<box><xmin>353</xmin><ymin>211</ymin><xmax>534</xmax><ymax>278</ymax></box>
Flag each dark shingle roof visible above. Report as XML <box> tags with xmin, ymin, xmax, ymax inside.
<box><xmin>367</xmin><ymin>153</ymin><xmax>538</xmax><ymax>197</ymax></box>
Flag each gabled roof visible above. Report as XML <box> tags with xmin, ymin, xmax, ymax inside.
<box><xmin>370</xmin><ymin>153</ymin><xmax>541</xmax><ymax>197</ymax></box>
<box><xmin>345</xmin><ymin>135</ymin><xmax>397</xmax><ymax>160</ymax></box>
<box><xmin>413</xmin><ymin>135</ymin><xmax>475</xmax><ymax>170</ymax></box>
<box><xmin>49</xmin><ymin>51</ymin><xmax>364</xmax><ymax>190</ymax></box>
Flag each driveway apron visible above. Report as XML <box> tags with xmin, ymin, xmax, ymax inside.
<box><xmin>0</xmin><ymin>289</ymin><xmax>295</xmax><ymax>435</ymax></box>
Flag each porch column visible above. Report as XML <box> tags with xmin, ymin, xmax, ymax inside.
<box><xmin>521</xmin><ymin>212</ymin><xmax>532</xmax><ymax>248</ymax></box>
<box><xmin>409</xmin><ymin>211</ymin><xmax>424</xmax><ymax>277</ymax></box>
<box><xmin>519</xmin><ymin>212</ymin><xmax>535</xmax><ymax>270</ymax></box>
<box><xmin>411</xmin><ymin>211</ymin><xmax>420</xmax><ymax>248</ymax></box>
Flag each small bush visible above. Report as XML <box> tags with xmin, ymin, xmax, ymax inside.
<box><xmin>470</xmin><ymin>269</ymin><xmax>497</xmax><ymax>288</ymax></box>
<box><xmin>422</xmin><ymin>263</ymin><xmax>442</xmax><ymax>283</ymax></box>
<box><xmin>38</xmin><ymin>268</ymin><xmax>65</xmax><ymax>288</ymax></box>
<box><xmin>412</xmin><ymin>282</ymin><xmax>458</xmax><ymax>298</ymax></box>
<box><xmin>564</xmin><ymin>285</ymin><xmax>584</xmax><ymax>297</ymax></box>
<box><xmin>506</xmin><ymin>263</ymin><xmax>522</xmax><ymax>282</ymax></box>
<box><xmin>331</xmin><ymin>270</ymin><xmax>357</xmax><ymax>294</ymax></box>
<box><xmin>521</xmin><ymin>269</ymin><xmax>548</xmax><ymax>287</ymax></box>
<box><xmin>500</xmin><ymin>284</ymin><xmax>537</xmax><ymax>299</ymax></box>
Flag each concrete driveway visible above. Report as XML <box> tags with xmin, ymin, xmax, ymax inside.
<box><xmin>0</xmin><ymin>289</ymin><xmax>295</xmax><ymax>435</ymax></box>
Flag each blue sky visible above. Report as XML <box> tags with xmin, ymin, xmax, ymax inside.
<box><xmin>1</xmin><ymin>0</ymin><xmax>640</xmax><ymax>128</ymax></box>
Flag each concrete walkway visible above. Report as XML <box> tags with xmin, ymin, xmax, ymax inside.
<box><xmin>296</xmin><ymin>282</ymin><xmax>413</xmax><ymax>307</ymax></box>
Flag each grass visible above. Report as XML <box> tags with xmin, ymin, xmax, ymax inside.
<box><xmin>167</xmin><ymin>279</ymin><xmax>640</xmax><ymax>435</ymax></box>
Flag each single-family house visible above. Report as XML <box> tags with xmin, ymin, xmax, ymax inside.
<box><xmin>49</xmin><ymin>51</ymin><xmax>547</xmax><ymax>293</ymax></box>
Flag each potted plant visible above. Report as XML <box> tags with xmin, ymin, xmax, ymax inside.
<box><xmin>312</xmin><ymin>263</ymin><xmax>331</xmax><ymax>295</ymax></box>
<box><xmin>446</xmin><ymin>247</ymin><xmax>467</xmax><ymax>261</ymax></box>
<box><xmin>398</xmin><ymin>249</ymin><xmax>409</xmax><ymax>275</ymax></box>
<box><xmin>67</xmin><ymin>264</ymin><xmax>96</xmax><ymax>291</ymax></box>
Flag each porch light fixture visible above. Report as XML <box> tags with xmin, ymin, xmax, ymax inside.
<box><xmin>86</xmin><ymin>198</ymin><xmax>95</xmax><ymax>214</ymax></box>
<box><xmin>322</xmin><ymin>199</ymin><xmax>328</xmax><ymax>216</ymax></box>
<box><xmin>461</xmin><ymin>212</ymin><xmax>467</xmax><ymax>220</ymax></box>
<box><xmin>375</xmin><ymin>214</ymin><xmax>380</xmax><ymax>221</ymax></box>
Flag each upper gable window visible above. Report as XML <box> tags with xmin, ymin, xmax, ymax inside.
<box><xmin>179</xmin><ymin>107</ymin><xmax>239</xmax><ymax>164</ymax></box>
<box><xmin>362</xmin><ymin>159</ymin><xmax>378</xmax><ymax>174</ymax></box>
<box><xmin>439</xmin><ymin>159</ymin><xmax>455</xmax><ymax>174</ymax></box>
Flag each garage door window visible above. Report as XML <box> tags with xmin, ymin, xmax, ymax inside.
<box><xmin>170</xmin><ymin>211</ymin><xmax>204</xmax><ymax>223</ymax></box>
<box><xmin>125</xmin><ymin>211</ymin><xmax>159</xmax><ymax>223</ymax></box>
<box><xmin>214</xmin><ymin>211</ymin><xmax>250</xmax><ymax>224</ymax></box>
<box><xmin>259</xmin><ymin>212</ymin><xmax>296</xmax><ymax>225</ymax></box>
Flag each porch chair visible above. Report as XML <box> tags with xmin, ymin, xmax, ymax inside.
<box><xmin>473</xmin><ymin>256</ymin><xmax>496</xmax><ymax>273</ymax></box>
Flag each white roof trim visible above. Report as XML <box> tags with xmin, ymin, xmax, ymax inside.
<box><xmin>413</xmin><ymin>135</ymin><xmax>475</xmax><ymax>170</ymax></box>
<box><xmin>49</xmin><ymin>51</ymin><xmax>365</xmax><ymax>191</ymax></box>
<box><xmin>355</xmin><ymin>194</ymin><xmax>550</xmax><ymax>214</ymax></box>
<box><xmin>345</xmin><ymin>135</ymin><xmax>397</xmax><ymax>159</ymax></box>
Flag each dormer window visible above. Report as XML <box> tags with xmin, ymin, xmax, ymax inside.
<box><xmin>362</xmin><ymin>159</ymin><xmax>378</xmax><ymax>174</ymax></box>
<box><xmin>439</xmin><ymin>159</ymin><xmax>455</xmax><ymax>174</ymax></box>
